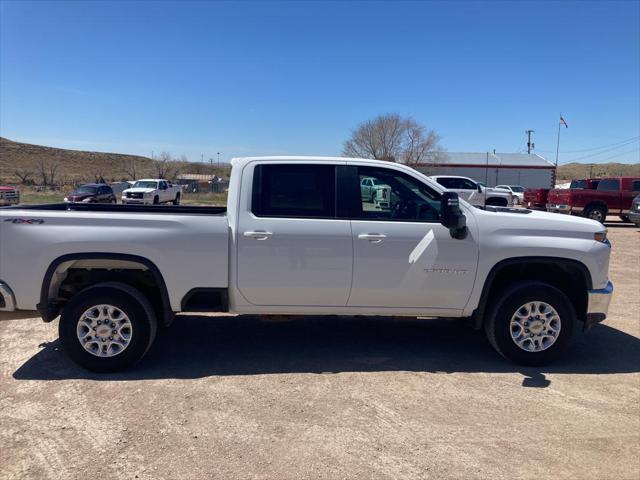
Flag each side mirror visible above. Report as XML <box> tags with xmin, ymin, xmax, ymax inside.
<box><xmin>440</xmin><ymin>192</ymin><xmax>467</xmax><ymax>239</ymax></box>
<box><xmin>477</xmin><ymin>183</ymin><xmax>482</xmax><ymax>193</ymax></box>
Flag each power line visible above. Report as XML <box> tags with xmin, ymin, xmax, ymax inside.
<box><xmin>562</xmin><ymin>138</ymin><xmax>639</xmax><ymax>162</ymax></box>
<box><xmin>537</xmin><ymin>135</ymin><xmax>639</xmax><ymax>154</ymax></box>
<box><xmin>559</xmin><ymin>147</ymin><xmax>639</xmax><ymax>164</ymax></box>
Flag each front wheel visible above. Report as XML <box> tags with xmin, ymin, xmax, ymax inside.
<box><xmin>584</xmin><ymin>205</ymin><xmax>606</xmax><ymax>223</ymax></box>
<box><xmin>58</xmin><ymin>283</ymin><xmax>157</xmax><ymax>372</ymax></box>
<box><xmin>484</xmin><ymin>281</ymin><xmax>576</xmax><ymax>366</ymax></box>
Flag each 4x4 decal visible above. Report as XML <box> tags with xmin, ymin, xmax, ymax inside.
<box><xmin>3</xmin><ymin>218</ymin><xmax>45</xmax><ymax>224</ymax></box>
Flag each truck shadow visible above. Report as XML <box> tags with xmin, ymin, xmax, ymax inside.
<box><xmin>13</xmin><ymin>315</ymin><xmax>640</xmax><ymax>385</ymax></box>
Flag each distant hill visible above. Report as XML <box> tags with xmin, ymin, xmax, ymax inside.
<box><xmin>556</xmin><ymin>162</ymin><xmax>640</xmax><ymax>182</ymax></box>
<box><xmin>0</xmin><ymin>137</ymin><xmax>230</xmax><ymax>186</ymax></box>
<box><xmin>2</xmin><ymin>136</ymin><xmax>637</xmax><ymax>186</ymax></box>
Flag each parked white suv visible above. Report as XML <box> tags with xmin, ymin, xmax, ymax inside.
<box><xmin>431</xmin><ymin>175</ymin><xmax>513</xmax><ymax>207</ymax></box>
<box><xmin>0</xmin><ymin>157</ymin><xmax>612</xmax><ymax>372</ymax></box>
<box><xmin>122</xmin><ymin>179</ymin><xmax>181</xmax><ymax>205</ymax></box>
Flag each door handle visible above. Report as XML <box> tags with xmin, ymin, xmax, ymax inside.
<box><xmin>358</xmin><ymin>233</ymin><xmax>387</xmax><ymax>243</ymax></box>
<box><xmin>243</xmin><ymin>230</ymin><xmax>273</xmax><ymax>240</ymax></box>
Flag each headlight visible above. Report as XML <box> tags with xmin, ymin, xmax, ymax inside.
<box><xmin>63</xmin><ymin>197</ymin><xmax>68</xmax><ymax>202</ymax></box>
<box><xmin>594</xmin><ymin>230</ymin><xmax>607</xmax><ymax>243</ymax></box>
<box><xmin>82</xmin><ymin>197</ymin><xmax>92</xmax><ymax>203</ymax></box>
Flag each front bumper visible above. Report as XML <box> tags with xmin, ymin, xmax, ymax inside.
<box><xmin>584</xmin><ymin>280</ymin><xmax>613</xmax><ymax>330</ymax></box>
<box><xmin>546</xmin><ymin>203</ymin><xmax>572</xmax><ymax>214</ymax></box>
<box><xmin>0</xmin><ymin>281</ymin><xmax>16</xmax><ymax>311</ymax></box>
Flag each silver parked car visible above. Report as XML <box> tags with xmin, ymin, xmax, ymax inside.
<box><xmin>629</xmin><ymin>195</ymin><xmax>640</xmax><ymax>227</ymax></box>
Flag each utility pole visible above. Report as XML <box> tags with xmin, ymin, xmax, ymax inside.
<box><xmin>526</xmin><ymin>130</ymin><xmax>535</xmax><ymax>154</ymax></box>
<box><xmin>217</xmin><ymin>152</ymin><xmax>220</xmax><ymax>167</ymax></box>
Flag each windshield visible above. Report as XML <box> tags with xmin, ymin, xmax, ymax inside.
<box><xmin>133</xmin><ymin>181</ymin><xmax>158</xmax><ymax>189</ymax></box>
<box><xmin>510</xmin><ymin>186</ymin><xmax>525</xmax><ymax>192</ymax></box>
<box><xmin>74</xmin><ymin>186</ymin><xmax>97</xmax><ymax>194</ymax></box>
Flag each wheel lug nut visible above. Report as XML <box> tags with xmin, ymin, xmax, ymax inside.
<box><xmin>524</xmin><ymin>322</ymin><xmax>528</xmax><ymax>327</ymax></box>
<box><xmin>97</xmin><ymin>320</ymin><xmax>102</xmax><ymax>325</ymax></box>
<box><xmin>112</xmin><ymin>330</ymin><xmax>117</xmax><ymax>334</ymax></box>
<box><xmin>93</xmin><ymin>327</ymin><xmax>97</xmax><ymax>331</ymax></box>
<box><xmin>525</xmin><ymin>329</ymin><xmax>529</xmax><ymax>333</ymax></box>
<box><xmin>530</xmin><ymin>333</ymin><xmax>534</xmax><ymax>337</ymax></box>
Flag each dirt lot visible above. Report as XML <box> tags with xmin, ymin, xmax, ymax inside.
<box><xmin>1</xmin><ymin>220</ymin><xmax>638</xmax><ymax>480</ymax></box>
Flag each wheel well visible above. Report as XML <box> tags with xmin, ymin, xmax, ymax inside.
<box><xmin>584</xmin><ymin>201</ymin><xmax>607</xmax><ymax>214</ymax></box>
<box><xmin>473</xmin><ymin>259</ymin><xmax>590</xmax><ymax>328</ymax></box>
<box><xmin>486</xmin><ymin>197</ymin><xmax>508</xmax><ymax>206</ymax></box>
<box><xmin>39</xmin><ymin>254</ymin><xmax>172</xmax><ymax>325</ymax></box>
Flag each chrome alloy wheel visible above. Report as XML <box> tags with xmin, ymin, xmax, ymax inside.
<box><xmin>510</xmin><ymin>301</ymin><xmax>561</xmax><ymax>352</ymax></box>
<box><xmin>76</xmin><ymin>304</ymin><xmax>133</xmax><ymax>357</ymax></box>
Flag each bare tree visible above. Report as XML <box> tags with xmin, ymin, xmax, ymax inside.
<box><xmin>152</xmin><ymin>152</ymin><xmax>181</xmax><ymax>180</ymax></box>
<box><xmin>123</xmin><ymin>159</ymin><xmax>138</xmax><ymax>180</ymax></box>
<box><xmin>36</xmin><ymin>158</ymin><xmax>60</xmax><ymax>188</ymax></box>
<box><xmin>14</xmin><ymin>168</ymin><xmax>34</xmax><ymax>185</ymax></box>
<box><xmin>343</xmin><ymin>113</ymin><xmax>440</xmax><ymax>165</ymax></box>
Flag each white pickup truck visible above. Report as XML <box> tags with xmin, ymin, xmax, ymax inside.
<box><xmin>431</xmin><ymin>175</ymin><xmax>514</xmax><ymax>206</ymax></box>
<box><xmin>122</xmin><ymin>179</ymin><xmax>181</xmax><ymax>205</ymax></box>
<box><xmin>0</xmin><ymin>156</ymin><xmax>613</xmax><ymax>372</ymax></box>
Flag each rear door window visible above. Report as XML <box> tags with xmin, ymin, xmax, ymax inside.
<box><xmin>252</xmin><ymin>164</ymin><xmax>336</xmax><ymax>218</ymax></box>
<box><xmin>435</xmin><ymin>178</ymin><xmax>457</xmax><ymax>189</ymax></box>
<box><xmin>596</xmin><ymin>179</ymin><xmax>620</xmax><ymax>191</ymax></box>
<box><xmin>631</xmin><ymin>180</ymin><xmax>640</xmax><ymax>192</ymax></box>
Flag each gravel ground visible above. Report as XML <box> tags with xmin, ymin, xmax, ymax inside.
<box><xmin>1</xmin><ymin>219</ymin><xmax>638</xmax><ymax>480</ymax></box>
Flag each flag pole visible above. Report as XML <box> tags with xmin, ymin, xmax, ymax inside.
<box><xmin>554</xmin><ymin>114</ymin><xmax>562</xmax><ymax>187</ymax></box>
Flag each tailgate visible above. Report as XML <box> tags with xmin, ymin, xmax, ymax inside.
<box><xmin>547</xmin><ymin>189</ymin><xmax>571</xmax><ymax>204</ymax></box>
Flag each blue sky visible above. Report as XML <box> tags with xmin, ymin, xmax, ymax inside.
<box><xmin>1</xmin><ymin>0</ymin><xmax>638</xmax><ymax>164</ymax></box>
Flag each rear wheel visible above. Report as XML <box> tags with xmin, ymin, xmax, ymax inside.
<box><xmin>584</xmin><ymin>204</ymin><xmax>606</xmax><ymax>223</ymax></box>
<box><xmin>58</xmin><ymin>283</ymin><xmax>157</xmax><ymax>372</ymax></box>
<box><xmin>484</xmin><ymin>281</ymin><xmax>576</xmax><ymax>366</ymax></box>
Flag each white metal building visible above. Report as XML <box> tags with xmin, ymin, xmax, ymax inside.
<box><xmin>415</xmin><ymin>152</ymin><xmax>555</xmax><ymax>189</ymax></box>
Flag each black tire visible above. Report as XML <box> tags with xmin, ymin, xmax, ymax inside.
<box><xmin>153</xmin><ymin>195</ymin><xmax>159</xmax><ymax>205</ymax></box>
<box><xmin>173</xmin><ymin>193</ymin><xmax>181</xmax><ymax>205</ymax></box>
<box><xmin>484</xmin><ymin>281</ymin><xmax>576</xmax><ymax>366</ymax></box>
<box><xmin>584</xmin><ymin>204</ymin><xmax>606</xmax><ymax>223</ymax></box>
<box><xmin>58</xmin><ymin>283</ymin><xmax>157</xmax><ymax>372</ymax></box>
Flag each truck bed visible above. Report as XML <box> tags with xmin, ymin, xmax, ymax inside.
<box><xmin>2</xmin><ymin>202</ymin><xmax>227</xmax><ymax>215</ymax></box>
<box><xmin>0</xmin><ymin>203</ymin><xmax>229</xmax><ymax>311</ymax></box>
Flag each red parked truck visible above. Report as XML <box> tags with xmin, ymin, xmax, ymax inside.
<box><xmin>547</xmin><ymin>177</ymin><xmax>640</xmax><ymax>222</ymax></box>
<box><xmin>0</xmin><ymin>186</ymin><xmax>20</xmax><ymax>206</ymax></box>
<box><xmin>524</xmin><ymin>178</ymin><xmax>599</xmax><ymax>211</ymax></box>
